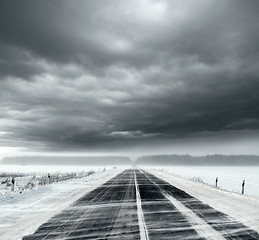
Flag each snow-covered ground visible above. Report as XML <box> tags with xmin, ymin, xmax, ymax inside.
<box><xmin>144</xmin><ymin>166</ymin><xmax>259</xmax><ymax>199</ymax></box>
<box><xmin>148</xmin><ymin>168</ymin><xmax>259</xmax><ymax>234</ymax></box>
<box><xmin>0</xmin><ymin>171</ymin><xmax>95</xmax><ymax>196</ymax></box>
<box><xmin>0</xmin><ymin>167</ymin><xmax>125</xmax><ymax>240</ymax></box>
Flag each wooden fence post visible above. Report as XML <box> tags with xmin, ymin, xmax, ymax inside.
<box><xmin>242</xmin><ymin>180</ymin><xmax>245</xmax><ymax>194</ymax></box>
<box><xmin>11</xmin><ymin>177</ymin><xmax>15</xmax><ymax>191</ymax></box>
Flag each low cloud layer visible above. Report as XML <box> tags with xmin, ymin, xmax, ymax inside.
<box><xmin>0</xmin><ymin>0</ymin><xmax>259</xmax><ymax>153</ymax></box>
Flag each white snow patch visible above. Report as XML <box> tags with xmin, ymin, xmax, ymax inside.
<box><xmin>163</xmin><ymin>166</ymin><xmax>259</xmax><ymax>198</ymax></box>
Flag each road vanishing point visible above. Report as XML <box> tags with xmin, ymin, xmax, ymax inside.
<box><xmin>23</xmin><ymin>169</ymin><xmax>259</xmax><ymax>240</ymax></box>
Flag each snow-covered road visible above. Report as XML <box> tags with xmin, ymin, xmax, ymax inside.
<box><xmin>21</xmin><ymin>169</ymin><xmax>259</xmax><ymax>240</ymax></box>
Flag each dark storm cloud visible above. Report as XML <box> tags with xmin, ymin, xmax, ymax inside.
<box><xmin>0</xmin><ymin>0</ymin><xmax>259</xmax><ymax>151</ymax></box>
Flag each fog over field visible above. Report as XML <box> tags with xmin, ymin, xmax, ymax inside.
<box><xmin>1</xmin><ymin>156</ymin><xmax>132</xmax><ymax>166</ymax></box>
<box><xmin>2</xmin><ymin>154</ymin><xmax>259</xmax><ymax>166</ymax></box>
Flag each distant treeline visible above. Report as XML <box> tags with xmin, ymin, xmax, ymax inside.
<box><xmin>136</xmin><ymin>154</ymin><xmax>259</xmax><ymax>166</ymax></box>
<box><xmin>1</xmin><ymin>156</ymin><xmax>132</xmax><ymax>166</ymax></box>
<box><xmin>3</xmin><ymin>154</ymin><xmax>259</xmax><ymax>166</ymax></box>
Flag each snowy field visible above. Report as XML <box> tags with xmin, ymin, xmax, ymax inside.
<box><xmin>144</xmin><ymin>166</ymin><xmax>259</xmax><ymax>199</ymax></box>
<box><xmin>0</xmin><ymin>164</ymin><xmax>113</xmax><ymax>197</ymax></box>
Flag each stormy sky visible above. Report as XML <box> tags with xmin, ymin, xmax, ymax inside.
<box><xmin>0</xmin><ymin>0</ymin><xmax>259</xmax><ymax>157</ymax></box>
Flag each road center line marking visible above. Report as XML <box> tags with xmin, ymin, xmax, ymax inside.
<box><xmin>134</xmin><ymin>170</ymin><xmax>150</xmax><ymax>240</ymax></box>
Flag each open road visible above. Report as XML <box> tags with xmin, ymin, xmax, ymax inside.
<box><xmin>23</xmin><ymin>169</ymin><xmax>259</xmax><ymax>240</ymax></box>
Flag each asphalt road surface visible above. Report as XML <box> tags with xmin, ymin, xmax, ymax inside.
<box><xmin>23</xmin><ymin>169</ymin><xmax>259</xmax><ymax>240</ymax></box>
